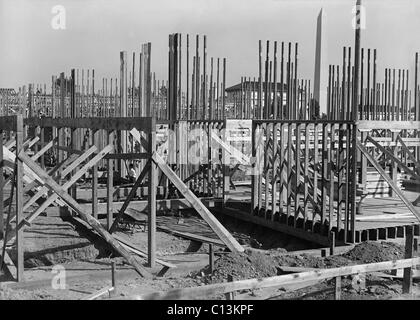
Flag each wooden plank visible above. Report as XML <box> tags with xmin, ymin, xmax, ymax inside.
<box><xmin>217</xmin><ymin>207</ymin><xmax>330</xmax><ymax>246</ymax></box>
<box><xmin>17</xmin><ymin>145</ymin><xmax>112</xmax><ymax>230</ymax></box>
<box><xmin>357</xmin><ymin>120</ymin><xmax>420</xmax><ymax>131</ymax></box>
<box><xmin>31</xmin><ymin>138</ymin><xmax>56</xmax><ymax>162</ymax></box>
<box><xmin>24</xmin><ymin>136</ymin><xmax>40</xmax><ymax>151</ymax></box>
<box><xmin>109</xmin><ymin>160</ymin><xmax>151</xmax><ymax>233</ymax></box>
<box><xmin>131</xmin><ymin>128</ymin><xmax>244</xmax><ymax>252</ymax></box>
<box><xmin>294</xmin><ymin>123</ymin><xmax>301</xmax><ymax>227</ymax></box>
<box><xmin>73</xmin><ymin>216</ymin><xmax>176</xmax><ymax>269</ymax></box>
<box><xmin>112</xmin><ymin>234</ymin><xmax>176</xmax><ymax>269</ymax></box>
<box><xmin>2</xmin><ymin>146</ymin><xmax>42</xmax><ymax>184</ymax></box>
<box><xmin>107</xmin><ymin>131</ymin><xmax>114</xmax><ymax>230</ymax></box>
<box><xmin>148</xmin><ymin>128</ymin><xmax>157</xmax><ymax>268</ymax></box>
<box><xmin>156</xmin><ymin>224</ymin><xmax>225</xmax><ymax>247</ymax></box>
<box><xmin>15</xmin><ymin>115</ymin><xmax>24</xmax><ymax>281</ymax></box>
<box><xmin>61</xmin><ymin>145</ymin><xmax>97</xmax><ymax>177</ymax></box>
<box><xmin>24</xmin><ymin>117</ymin><xmax>154</xmax><ymax>132</ymax></box>
<box><xmin>23</xmin><ymin>146</ymin><xmax>98</xmax><ymax>211</ymax></box>
<box><xmin>18</xmin><ymin>151</ymin><xmax>152</xmax><ymax>278</ymax></box>
<box><xmin>357</xmin><ymin>139</ymin><xmax>420</xmax><ymax>223</ymax></box>
<box><xmin>403</xmin><ymin>226</ymin><xmax>414</xmax><ymax>294</ymax></box>
<box><xmin>0</xmin><ymin>129</ymin><xmax>3</xmax><ymax>238</ymax></box>
<box><xmin>124</xmin><ymin>257</ymin><xmax>420</xmax><ymax>300</ymax></box>
<box><xmin>151</xmin><ymin>152</ymin><xmax>244</xmax><ymax>253</ymax></box>
<box><xmin>80</xmin><ymin>197</ymin><xmax>216</xmax><ymax>214</ymax></box>
<box><xmin>366</xmin><ymin>136</ymin><xmax>420</xmax><ymax>181</ymax></box>
<box><xmin>0</xmin><ymin>116</ymin><xmax>18</xmax><ymax>131</ymax></box>
<box><xmin>396</xmin><ymin>135</ymin><xmax>420</xmax><ymax>172</ymax></box>
<box><xmin>0</xmin><ymin>240</ymin><xmax>17</xmax><ymax>280</ymax></box>
<box><xmin>82</xmin><ymin>286</ymin><xmax>114</xmax><ymax>300</ymax></box>
<box><xmin>92</xmin><ymin>130</ymin><xmax>98</xmax><ymax>219</ymax></box>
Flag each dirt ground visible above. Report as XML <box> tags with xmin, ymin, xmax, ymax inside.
<box><xmin>0</xmin><ymin>212</ymin><xmax>418</xmax><ymax>300</ymax></box>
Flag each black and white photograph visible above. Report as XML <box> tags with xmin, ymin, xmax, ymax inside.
<box><xmin>0</xmin><ymin>0</ymin><xmax>419</xmax><ymax>307</ymax></box>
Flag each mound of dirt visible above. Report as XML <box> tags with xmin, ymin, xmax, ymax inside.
<box><xmin>198</xmin><ymin>249</ymin><xmax>279</xmax><ymax>284</ymax></box>
<box><xmin>343</xmin><ymin>241</ymin><xmax>404</xmax><ymax>264</ymax></box>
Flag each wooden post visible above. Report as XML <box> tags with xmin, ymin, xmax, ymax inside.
<box><xmin>415</xmin><ymin>52</ymin><xmax>418</xmax><ymax>120</ymax></box>
<box><xmin>120</xmin><ymin>51</ymin><xmax>128</xmax><ymax>178</ymax></box>
<box><xmin>258</xmin><ymin>40</ymin><xmax>263</xmax><ymax>119</ymax></box>
<box><xmin>16</xmin><ymin>115</ymin><xmax>24</xmax><ymax>281</ymax></box>
<box><xmin>92</xmin><ymin>129</ymin><xmax>98</xmax><ymax>219</ymax></box>
<box><xmin>225</xmin><ymin>275</ymin><xmax>235</xmax><ymax>300</ymax></box>
<box><xmin>111</xmin><ymin>261</ymin><xmax>116</xmax><ymax>296</ymax></box>
<box><xmin>148</xmin><ymin>119</ymin><xmax>157</xmax><ymax>268</ymax></box>
<box><xmin>353</xmin><ymin>0</ymin><xmax>362</xmax><ymax>120</ymax></box>
<box><xmin>0</xmin><ymin>129</ymin><xmax>3</xmax><ymax>239</ymax></box>
<box><xmin>186</xmin><ymin>34</ymin><xmax>190</xmax><ymax>120</ymax></box>
<box><xmin>222</xmin><ymin>58</ymin><xmax>226</xmax><ymax>119</ymax></box>
<box><xmin>107</xmin><ymin>131</ymin><xmax>114</xmax><ymax>230</ymax></box>
<box><xmin>402</xmin><ymin>225</ymin><xmax>414</xmax><ymax>294</ymax></box>
<box><xmin>209</xmin><ymin>243</ymin><xmax>214</xmax><ymax>273</ymax></box>
<box><xmin>39</xmin><ymin>127</ymin><xmax>45</xmax><ymax>169</ymax></box>
<box><xmin>330</xmin><ymin>231</ymin><xmax>336</xmax><ymax>255</ymax></box>
<box><xmin>335</xmin><ymin>276</ymin><xmax>341</xmax><ymax>300</ymax></box>
<box><xmin>203</xmin><ymin>35</ymin><xmax>207</xmax><ymax>119</ymax></box>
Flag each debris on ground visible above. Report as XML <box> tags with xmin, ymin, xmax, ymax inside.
<box><xmin>343</xmin><ymin>241</ymin><xmax>405</xmax><ymax>264</ymax></box>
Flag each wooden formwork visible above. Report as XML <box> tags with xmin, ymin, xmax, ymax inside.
<box><xmin>247</xmin><ymin>119</ymin><xmax>358</xmax><ymax>244</ymax></box>
<box><xmin>220</xmin><ymin>118</ymin><xmax>420</xmax><ymax>246</ymax></box>
<box><xmin>0</xmin><ymin>115</ymin><xmax>246</xmax><ymax>282</ymax></box>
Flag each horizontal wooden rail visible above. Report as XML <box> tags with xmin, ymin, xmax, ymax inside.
<box><xmin>23</xmin><ymin>117</ymin><xmax>155</xmax><ymax>132</ymax></box>
<box><xmin>0</xmin><ymin>116</ymin><xmax>18</xmax><ymax>131</ymax></box>
<box><xmin>123</xmin><ymin>257</ymin><xmax>420</xmax><ymax>300</ymax></box>
<box><xmin>357</xmin><ymin>120</ymin><xmax>420</xmax><ymax>131</ymax></box>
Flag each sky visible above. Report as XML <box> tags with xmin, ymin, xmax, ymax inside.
<box><xmin>0</xmin><ymin>0</ymin><xmax>419</xmax><ymax>89</ymax></box>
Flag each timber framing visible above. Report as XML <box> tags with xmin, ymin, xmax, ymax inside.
<box><xmin>2</xmin><ymin>115</ymin><xmax>420</xmax><ymax>282</ymax></box>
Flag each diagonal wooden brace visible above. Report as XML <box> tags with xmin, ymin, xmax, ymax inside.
<box><xmin>151</xmin><ymin>151</ymin><xmax>244</xmax><ymax>253</ymax></box>
<box><xmin>109</xmin><ymin>159</ymin><xmax>151</xmax><ymax>233</ymax></box>
<box><xmin>19</xmin><ymin>145</ymin><xmax>111</xmax><ymax>228</ymax></box>
<box><xmin>357</xmin><ymin>139</ymin><xmax>420</xmax><ymax>222</ymax></box>
<box><xmin>23</xmin><ymin>145</ymin><xmax>98</xmax><ymax>211</ymax></box>
<box><xmin>17</xmin><ymin>150</ymin><xmax>152</xmax><ymax>278</ymax></box>
<box><xmin>131</xmin><ymin>128</ymin><xmax>244</xmax><ymax>253</ymax></box>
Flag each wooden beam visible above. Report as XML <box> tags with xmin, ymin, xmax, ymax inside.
<box><xmin>156</xmin><ymin>225</ymin><xmax>225</xmax><ymax>247</ymax></box>
<box><xmin>124</xmin><ymin>257</ymin><xmax>420</xmax><ymax>300</ymax></box>
<box><xmin>73</xmin><ymin>216</ymin><xmax>176</xmax><ymax>269</ymax></box>
<box><xmin>0</xmin><ymin>116</ymin><xmax>17</xmax><ymax>131</ymax></box>
<box><xmin>23</xmin><ymin>146</ymin><xmax>98</xmax><ymax>211</ymax></box>
<box><xmin>79</xmin><ymin>197</ymin><xmax>217</xmax><ymax>214</ymax></box>
<box><xmin>357</xmin><ymin>120</ymin><xmax>420</xmax><ymax>131</ymax></box>
<box><xmin>109</xmin><ymin>159</ymin><xmax>151</xmax><ymax>233</ymax></box>
<box><xmin>151</xmin><ymin>152</ymin><xmax>244</xmax><ymax>253</ymax></box>
<box><xmin>0</xmin><ymin>129</ymin><xmax>3</xmax><ymax>239</ymax></box>
<box><xmin>23</xmin><ymin>117</ymin><xmax>154</xmax><ymax>132</ymax></box>
<box><xmin>107</xmin><ymin>131</ymin><xmax>114</xmax><ymax>230</ymax></box>
<box><xmin>19</xmin><ymin>145</ymin><xmax>112</xmax><ymax>229</ymax></box>
<box><xmin>403</xmin><ymin>226</ymin><xmax>414</xmax><ymax>294</ymax></box>
<box><xmin>366</xmin><ymin>136</ymin><xmax>420</xmax><ymax>181</ymax></box>
<box><xmin>15</xmin><ymin>115</ymin><xmax>24</xmax><ymax>281</ymax></box>
<box><xmin>17</xmin><ymin>151</ymin><xmax>152</xmax><ymax>278</ymax></box>
<box><xmin>31</xmin><ymin>138</ymin><xmax>56</xmax><ymax>162</ymax></box>
<box><xmin>357</xmin><ymin>139</ymin><xmax>420</xmax><ymax>222</ymax></box>
<box><xmin>148</xmin><ymin>128</ymin><xmax>157</xmax><ymax>268</ymax></box>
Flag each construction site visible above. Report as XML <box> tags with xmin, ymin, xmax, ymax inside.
<box><xmin>0</xmin><ymin>0</ymin><xmax>420</xmax><ymax>302</ymax></box>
